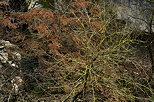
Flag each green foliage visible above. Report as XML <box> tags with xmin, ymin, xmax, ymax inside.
<box><xmin>33</xmin><ymin>86</ymin><xmax>43</xmax><ymax>94</ymax></box>
<box><xmin>39</xmin><ymin>0</ymin><xmax>55</xmax><ymax>9</ymax></box>
<box><xmin>150</xmin><ymin>96</ymin><xmax>154</xmax><ymax>102</ymax></box>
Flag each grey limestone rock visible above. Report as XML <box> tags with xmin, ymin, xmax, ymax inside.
<box><xmin>112</xmin><ymin>0</ymin><xmax>154</xmax><ymax>32</ymax></box>
<box><xmin>0</xmin><ymin>40</ymin><xmax>21</xmax><ymax>68</ymax></box>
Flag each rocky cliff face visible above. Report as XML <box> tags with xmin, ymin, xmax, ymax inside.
<box><xmin>112</xmin><ymin>0</ymin><xmax>154</xmax><ymax>32</ymax></box>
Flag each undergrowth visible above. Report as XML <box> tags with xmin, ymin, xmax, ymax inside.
<box><xmin>0</xmin><ymin>0</ymin><xmax>154</xmax><ymax>102</ymax></box>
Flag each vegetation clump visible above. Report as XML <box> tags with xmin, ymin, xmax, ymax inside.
<box><xmin>0</xmin><ymin>0</ymin><xmax>153</xmax><ymax>102</ymax></box>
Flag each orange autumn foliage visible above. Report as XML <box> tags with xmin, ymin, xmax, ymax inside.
<box><xmin>0</xmin><ymin>0</ymin><xmax>105</xmax><ymax>57</ymax></box>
